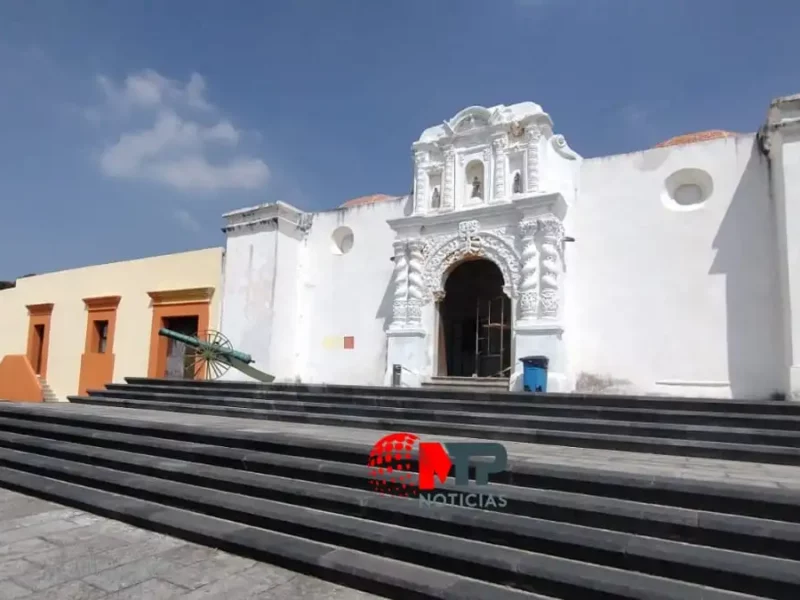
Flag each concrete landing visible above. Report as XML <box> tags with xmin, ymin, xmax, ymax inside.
<box><xmin>0</xmin><ymin>487</ymin><xmax>381</xmax><ymax>600</ymax></box>
<box><xmin>18</xmin><ymin>402</ymin><xmax>800</xmax><ymax>490</ymax></box>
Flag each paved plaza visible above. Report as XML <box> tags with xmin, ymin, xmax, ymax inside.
<box><xmin>0</xmin><ymin>488</ymin><xmax>381</xmax><ymax>600</ymax></box>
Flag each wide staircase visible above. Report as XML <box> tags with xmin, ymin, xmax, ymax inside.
<box><xmin>78</xmin><ymin>377</ymin><xmax>800</xmax><ymax>464</ymax></box>
<box><xmin>0</xmin><ymin>378</ymin><xmax>798</xmax><ymax>598</ymax></box>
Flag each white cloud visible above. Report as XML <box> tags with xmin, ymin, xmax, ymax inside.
<box><xmin>90</xmin><ymin>70</ymin><xmax>213</xmax><ymax>118</ymax></box>
<box><xmin>155</xmin><ymin>156</ymin><xmax>268</xmax><ymax>192</ymax></box>
<box><xmin>173</xmin><ymin>208</ymin><xmax>203</xmax><ymax>232</ymax></box>
<box><xmin>88</xmin><ymin>70</ymin><xmax>268</xmax><ymax>193</ymax></box>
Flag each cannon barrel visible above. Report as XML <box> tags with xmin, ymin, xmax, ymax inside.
<box><xmin>158</xmin><ymin>328</ymin><xmax>254</xmax><ymax>364</ymax></box>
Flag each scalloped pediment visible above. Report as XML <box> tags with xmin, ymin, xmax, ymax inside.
<box><xmin>449</xmin><ymin>106</ymin><xmax>493</xmax><ymax>133</ymax></box>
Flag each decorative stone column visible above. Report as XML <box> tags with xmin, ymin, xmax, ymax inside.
<box><xmin>389</xmin><ymin>240</ymin><xmax>409</xmax><ymax>330</ymax></box>
<box><xmin>492</xmin><ymin>135</ymin><xmax>507</xmax><ymax>201</ymax></box>
<box><xmin>517</xmin><ymin>219</ymin><xmax>540</xmax><ymax>321</ymax></box>
<box><xmin>482</xmin><ymin>147</ymin><xmax>493</xmax><ymax>202</ymax></box>
<box><xmin>384</xmin><ymin>237</ymin><xmax>426</xmax><ymax>387</ymax></box>
<box><xmin>406</xmin><ymin>239</ymin><xmax>425</xmax><ymax>326</ymax></box>
<box><xmin>442</xmin><ymin>147</ymin><xmax>455</xmax><ymax>210</ymax></box>
<box><xmin>526</xmin><ymin>127</ymin><xmax>541</xmax><ymax>192</ymax></box>
<box><xmin>538</xmin><ymin>215</ymin><xmax>565</xmax><ymax>318</ymax></box>
<box><xmin>509</xmin><ymin>195</ymin><xmax>570</xmax><ymax>394</ymax></box>
<box><xmin>414</xmin><ymin>151</ymin><xmax>427</xmax><ymax>215</ymax></box>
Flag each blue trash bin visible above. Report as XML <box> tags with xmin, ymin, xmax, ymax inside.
<box><xmin>520</xmin><ymin>356</ymin><xmax>549</xmax><ymax>392</ymax></box>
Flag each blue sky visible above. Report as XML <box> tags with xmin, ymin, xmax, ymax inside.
<box><xmin>1</xmin><ymin>0</ymin><xmax>798</xmax><ymax>279</ymax></box>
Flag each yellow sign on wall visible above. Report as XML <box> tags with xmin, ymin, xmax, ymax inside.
<box><xmin>322</xmin><ymin>335</ymin><xmax>355</xmax><ymax>350</ymax></box>
<box><xmin>322</xmin><ymin>336</ymin><xmax>340</xmax><ymax>350</ymax></box>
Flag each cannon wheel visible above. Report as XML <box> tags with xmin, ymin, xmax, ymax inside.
<box><xmin>191</xmin><ymin>329</ymin><xmax>233</xmax><ymax>380</ymax></box>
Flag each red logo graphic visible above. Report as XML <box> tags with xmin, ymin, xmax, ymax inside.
<box><xmin>367</xmin><ymin>432</ymin><xmax>453</xmax><ymax>496</ymax></box>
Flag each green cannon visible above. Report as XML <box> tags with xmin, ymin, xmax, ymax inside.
<box><xmin>158</xmin><ymin>327</ymin><xmax>275</xmax><ymax>383</ymax></box>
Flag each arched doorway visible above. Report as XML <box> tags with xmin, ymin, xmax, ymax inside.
<box><xmin>437</xmin><ymin>259</ymin><xmax>511</xmax><ymax>378</ymax></box>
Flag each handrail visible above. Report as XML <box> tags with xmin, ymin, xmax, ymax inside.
<box><xmin>491</xmin><ymin>364</ymin><xmax>513</xmax><ymax>378</ymax></box>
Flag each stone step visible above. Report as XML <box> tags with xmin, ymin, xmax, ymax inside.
<box><xmin>0</xmin><ymin>468</ymin><xmax>554</xmax><ymax>600</ymax></box>
<box><xmin>423</xmin><ymin>377</ymin><xmax>509</xmax><ymax>391</ymax></box>
<box><xmin>1</xmin><ymin>405</ymin><xmax>799</xmax><ymax>523</ymax></box>
<box><xmin>36</xmin><ymin>375</ymin><xmax>60</xmax><ymax>403</ymax></box>
<box><xmin>2</xmin><ymin>425</ymin><xmax>800</xmax><ymax>557</ymax></box>
<box><xmin>74</xmin><ymin>393</ymin><xmax>800</xmax><ymax>447</ymax></box>
<box><xmin>1</xmin><ymin>445</ymin><xmax>796</xmax><ymax>599</ymax></box>
<box><xmin>89</xmin><ymin>388</ymin><xmax>800</xmax><ymax>431</ymax></box>
<box><xmin>120</xmin><ymin>377</ymin><xmax>800</xmax><ymax>414</ymax></box>
<box><xmin>67</xmin><ymin>395</ymin><xmax>800</xmax><ymax>465</ymax></box>
<box><xmin>0</xmin><ymin>408</ymin><xmax>797</xmax><ymax>598</ymax></box>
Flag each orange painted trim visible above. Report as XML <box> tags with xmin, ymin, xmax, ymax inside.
<box><xmin>77</xmin><ymin>296</ymin><xmax>121</xmax><ymax>395</ymax></box>
<box><xmin>146</xmin><ymin>289</ymin><xmax>212</xmax><ymax>379</ymax></box>
<box><xmin>27</xmin><ymin>303</ymin><xmax>54</xmax><ymax>316</ymax></box>
<box><xmin>82</xmin><ymin>295</ymin><xmax>121</xmax><ymax>311</ymax></box>
<box><xmin>147</xmin><ymin>287</ymin><xmax>214</xmax><ymax>305</ymax></box>
<box><xmin>81</xmin><ymin>296</ymin><xmax>120</xmax><ymax>353</ymax></box>
<box><xmin>25</xmin><ymin>303</ymin><xmax>53</xmax><ymax>379</ymax></box>
<box><xmin>0</xmin><ymin>355</ymin><xmax>43</xmax><ymax>402</ymax></box>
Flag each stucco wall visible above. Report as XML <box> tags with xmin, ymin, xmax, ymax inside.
<box><xmin>217</xmin><ymin>106</ymin><xmax>794</xmax><ymax>399</ymax></box>
<box><xmin>569</xmin><ymin>135</ymin><xmax>783</xmax><ymax>398</ymax></box>
<box><xmin>219</xmin><ymin>223</ymin><xmax>280</xmax><ymax>379</ymax></box>
<box><xmin>300</xmin><ymin>198</ymin><xmax>408</xmax><ymax>385</ymax></box>
<box><xmin>219</xmin><ymin>199</ymin><xmax>408</xmax><ymax>384</ymax></box>
<box><xmin>0</xmin><ymin>247</ymin><xmax>223</xmax><ymax>400</ymax></box>
<box><xmin>766</xmin><ymin>96</ymin><xmax>800</xmax><ymax>399</ymax></box>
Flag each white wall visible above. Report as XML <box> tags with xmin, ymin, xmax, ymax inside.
<box><xmin>570</xmin><ymin>134</ymin><xmax>783</xmax><ymax>398</ymax></box>
<box><xmin>218</xmin><ymin>221</ymin><xmax>280</xmax><ymax>379</ymax></box>
<box><xmin>766</xmin><ymin>94</ymin><xmax>800</xmax><ymax>399</ymax></box>
<box><xmin>219</xmin><ymin>198</ymin><xmax>408</xmax><ymax>385</ymax></box>
<box><xmin>218</xmin><ymin>103</ymin><xmax>795</xmax><ymax>400</ymax></box>
<box><xmin>299</xmin><ymin>198</ymin><xmax>408</xmax><ymax>385</ymax></box>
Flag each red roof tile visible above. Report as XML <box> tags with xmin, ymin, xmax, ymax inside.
<box><xmin>340</xmin><ymin>194</ymin><xmax>396</xmax><ymax>208</ymax></box>
<box><xmin>654</xmin><ymin>130</ymin><xmax>738</xmax><ymax>148</ymax></box>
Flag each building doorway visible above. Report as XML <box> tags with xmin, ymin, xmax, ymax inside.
<box><xmin>31</xmin><ymin>324</ymin><xmax>45</xmax><ymax>375</ymax></box>
<box><xmin>162</xmin><ymin>315</ymin><xmax>199</xmax><ymax>379</ymax></box>
<box><xmin>437</xmin><ymin>259</ymin><xmax>511</xmax><ymax>378</ymax></box>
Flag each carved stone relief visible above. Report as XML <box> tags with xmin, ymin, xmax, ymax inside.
<box><xmin>442</xmin><ymin>147</ymin><xmax>455</xmax><ymax>209</ymax></box>
<box><xmin>389</xmin><ymin>240</ymin><xmax>409</xmax><ymax>329</ymax></box>
<box><xmin>526</xmin><ymin>127</ymin><xmax>541</xmax><ymax>192</ymax></box>
<box><xmin>406</xmin><ymin>240</ymin><xmax>425</xmax><ymax>326</ymax></box>
<box><xmin>392</xmin><ymin>213</ymin><xmax>566</xmax><ymax>326</ymax></box>
<box><xmin>492</xmin><ymin>135</ymin><xmax>507</xmax><ymax>200</ymax></box>
<box><xmin>537</xmin><ymin>215</ymin><xmax>565</xmax><ymax>318</ymax></box>
<box><xmin>517</xmin><ymin>219</ymin><xmax>540</xmax><ymax>320</ymax></box>
<box><xmin>414</xmin><ymin>165</ymin><xmax>427</xmax><ymax>214</ymax></box>
<box><xmin>421</xmin><ymin>220</ymin><xmax>520</xmax><ymax>303</ymax></box>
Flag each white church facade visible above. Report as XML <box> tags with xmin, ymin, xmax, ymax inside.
<box><xmin>218</xmin><ymin>94</ymin><xmax>800</xmax><ymax>400</ymax></box>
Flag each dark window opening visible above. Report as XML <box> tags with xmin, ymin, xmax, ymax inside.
<box><xmin>94</xmin><ymin>320</ymin><xmax>109</xmax><ymax>354</ymax></box>
<box><xmin>163</xmin><ymin>315</ymin><xmax>200</xmax><ymax>379</ymax></box>
<box><xmin>32</xmin><ymin>324</ymin><xmax>45</xmax><ymax>374</ymax></box>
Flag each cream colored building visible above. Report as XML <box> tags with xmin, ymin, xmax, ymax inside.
<box><xmin>0</xmin><ymin>247</ymin><xmax>223</xmax><ymax>402</ymax></box>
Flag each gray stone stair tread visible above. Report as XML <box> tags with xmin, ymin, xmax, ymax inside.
<box><xmin>2</xmin><ymin>405</ymin><xmax>800</xmax><ymax>505</ymax></box>
<box><xmin>121</xmin><ymin>377</ymin><xmax>800</xmax><ymax>410</ymax></box>
<box><xmin>0</xmin><ymin>467</ymin><xmax>558</xmax><ymax>600</ymax></box>
<box><xmin>4</xmin><ymin>427</ymin><xmax>799</xmax><ymax>562</ymax></box>
<box><xmin>0</xmin><ymin>449</ymin><xmax>781</xmax><ymax>600</ymax></box>
<box><xmin>87</xmin><ymin>388</ymin><xmax>800</xmax><ymax>427</ymax></box>
<box><xmin>68</xmin><ymin>395</ymin><xmax>800</xmax><ymax>442</ymax></box>
<box><xmin>2</xmin><ymin>423</ymin><xmax>799</xmax><ymax>542</ymax></box>
<box><xmin>64</xmin><ymin>396</ymin><xmax>800</xmax><ymax>460</ymax></box>
<box><xmin>109</xmin><ymin>381</ymin><xmax>800</xmax><ymax>415</ymax></box>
